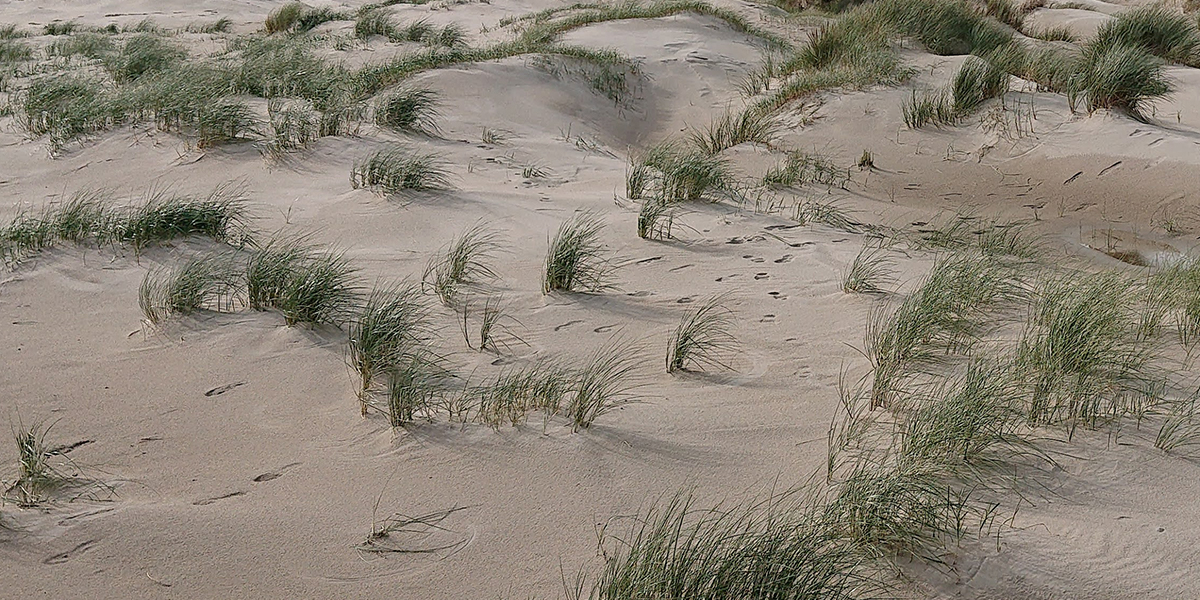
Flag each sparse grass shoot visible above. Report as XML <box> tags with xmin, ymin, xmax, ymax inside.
<box><xmin>422</xmin><ymin>223</ymin><xmax>501</xmax><ymax>306</ymax></box>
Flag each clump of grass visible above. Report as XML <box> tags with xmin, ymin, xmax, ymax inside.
<box><xmin>185</xmin><ymin>17</ymin><xmax>234</xmax><ymax>34</ymax></box>
<box><xmin>373</xmin><ymin>87</ymin><xmax>440</xmax><ymax>134</ymax></box>
<box><xmin>686</xmin><ymin>108</ymin><xmax>778</xmax><ymax>155</ymax></box>
<box><xmin>5</xmin><ymin>419</ymin><xmax>99</xmax><ymax>507</ymax></box>
<box><xmin>355</xmin><ymin>7</ymin><xmax>399</xmax><ymax>39</ymax></box>
<box><xmin>842</xmin><ymin>243</ymin><xmax>895</xmax><ymax>294</ymax></box>
<box><xmin>588</xmin><ymin>490</ymin><xmax>879</xmax><ymax>600</ymax></box>
<box><xmin>262</xmin><ymin>99</ymin><xmax>318</xmax><ymax>158</ymax></box>
<box><xmin>0</xmin><ymin>208</ymin><xmax>56</xmax><ymax>268</ymax></box>
<box><xmin>50</xmin><ymin>190</ymin><xmax>117</xmax><ymax>245</ymax></box>
<box><xmin>636</xmin><ymin>196</ymin><xmax>675</xmax><ymax>241</ymax></box>
<box><xmin>911</xmin><ymin>214</ymin><xmax>1040</xmax><ymax>259</ymax></box>
<box><xmin>793</xmin><ymin>198</ymin><xmax>862</xmax><ymax>233</ymax></box>
<box><xmin>349</xmin><ymin>282</ymin><xmax>434</xmax><ymax>413</ymax></box>
<box><xmin>1016</xmin><ymin>272</ymin><xmax>1160</xmax><ymax>433</ymax></box>
<box><xmin>351</xmin><ymin>145</ymin><xmax>452</xmax><ymax>194</ymax></box>
<box><xmin>0</xmin><ymin>24</ymin><xmax>28</xmax><ymax>39</ymax></box>
<box><xmin>1028</xmin><ymin>25</ymin><xmax>1076</xmax><ymax>43</ymax></box>
<box><xmin>108</xmin><ymin>33</ymin><xmax>187</xmax><ymax>83</ymax></box>
<box><xmin>666</xmin><ymin>296</ymin><xmax>737</xmax><ymax>373</ymax></box>
<box><xmin>265</xmin><ymin>2</ymin><xmax>305</xmax><ymax>34</ymax></box>
<box><xmin>468</xmin><ymin>361</ymin><xmax>574</xmax><ymax>428</ymax></box>
<box><xmin>1092</xmin><ymin>6</ymin><xmax>1200</xmax><ymax>66</ymax></box>
<box><xmin>901</xmin><ymin>88</ymin><xmax>954</xmax><ymax>129</ymax></box>
<box><xmin>422</xmin><ymin>224</ymin><xmax>501</xmax><ymax>306</ymax></box>
<box><xmin>118</xmin><ymin>185</ymin><xmax>252</xmax><ymax>252</ymax></box>
<box><xmin>47</xmin><ymin>32</ymin><xmax>116</xmax><ymax>60</ymax></box>
<box><xmin>20</xmin><ymin>76</ymin><xmax>126</xmax><ymax>149</ymax></box>
<box><xmin>195</xmin><ymin>98</ymin><xmax>260</xmax><ymax>147</ymax></box>
<box><xmin>565</xmin><ymin>337</ymin><xmax>642</xmax><ymax>431</ymax></box>
<box><xmin>247</xmin><ymin>239</ymin><xmax>361</xmax><ymax>327</ymax></box>
<box><xmin>384</xmin><ymin>349</ymin><xmax>455</xmax><ymax>426</ymax></box>
<box><xmin>632</xmin><ymin>143</ymin><xmax>731</xmax><ymax>204</ymax></box>
<box><xmin>762</xmin><ymin>150</ymin><xmax>848</xmax><ymax>189</ymax></box>
<box><xmin>985</xmin><ymin>0</ymin><xmax>1024</xmax><ymax>30</ymax></box>
<box><xmin>867</xmin><ymin>254</ymin><xmax>1023</xmax><ymax>408</ymax></box>
<box><xmin>0</xmin><ymin>38</ymin><xmax>31</xmax><ymax>63</ymax></box>
<box><xmin>139</xmin><ymin>254</ymin><xmax>244</xmax><ymax>325</ymax></box>
<box><xmin>1155</xmin><ymin>396</ymin><xmax>1200</xmax><ymax>454</ymax></box>
<box><xmin>542</xmin><ymin>212</ymin><xmax>612</xmax><ymax>294</ymax></box>
<box><xmin>1069</xmin><ymin>42</ymin><xmax>1170</xmax><ymax>120</ymax></box>
<box><xmin>43</xmin><ymin>21</ymin><xmax>77</xmax><ymax>36</ymax></box>
<box><xmin>951</xmin><ymin>56</ymin><xmax>1009</xmax><ymax>115</ymax></box>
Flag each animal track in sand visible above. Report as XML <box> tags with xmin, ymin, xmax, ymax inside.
<box><xmin>767</xmin><ymin>291</ymin><xmax>786</xmax><ymax>300</ymax></box>
<box><xmin>760</xmin><ymin>314</ymin><xmax>776</xmax><ymax>322</ymax></box>
<box><xmin>774</xmin><ymin>255</ymin><xmax>793</xmax><ymax>264</ymax></box>
<box><xmin>204</xmin><ymin>381</ymin><xmax>246</xmax><ymax>397</ymax></box>
<box><xmin>43</xmin><ymin>539</ymin><xmax>97</xmax><ymax>564</ymax></box>
<box><xmin>668</xmin><ymin>264</ymin><xmax>693</xmax><ymax>272</ymax></box>
<box><xmin>593</xmin><ymin>324</ymin><xmax>616</xmax><ymax>333</ymax></box>
<box><xmin>754</xmin><ymin>273</ymin><xmax>769</xmax><ymax>280</ymax></box>
<box><xmin>676</xmin><ymin>296</ymin><xmax>695</xmax><ymax>304</ymax></box>
<box><xmin>715</xmin><ymin>274</ymin><xmax>739</xmax><ymax>282</ymax></box>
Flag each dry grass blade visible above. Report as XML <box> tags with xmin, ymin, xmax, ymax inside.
<box><xmin>357</xmin><ymin>505</ymin><xmax>471</xmax><ymax>555</ymax></box>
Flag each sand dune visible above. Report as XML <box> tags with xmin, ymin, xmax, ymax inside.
<box><xmin>2</xmin><ymin>0</ymin><xmax>1200</xmax><ymax>598</ymax></box>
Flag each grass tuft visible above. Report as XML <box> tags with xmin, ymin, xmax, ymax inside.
<box><xmin>247</xmin><ymin>238</ymin><xmax>361</xmax><ymax>327</ymax></box>
<box><xmin>374</xmin><ymin>87</ymin><xmax>440</xmax><ymax>134</ymax></box>
<box><xmin>422</xmin><ymin>224</ymin><xmax>501</xmax><ymax>306</ymax></box>
<box><xmin>666</xmin><ymin>296</ymin><xmax>737</xmax><ymax>372</ymax></box>
<box><xmin>349</xmin><ymin>282</ymin><xmax>434</xmax><ymax>414</ymax></box>
<box><xmin>842</xmin><ymin>243</ymin><xmax>895</xmax><ymax>294</ymax></box>
<box><xmin>139</xmin><ymin>254</ymin><xmax>244</xmax><ymax>325</ymax></box>
<box><xmin>542</xmin><ymin>212</ymin><xmax>612</xmax><ymax>293</ymax></box>
<box><xmin>351</xmin><ymin>145</ymin><xmax>452</xmax><ymax>194</ymax></box>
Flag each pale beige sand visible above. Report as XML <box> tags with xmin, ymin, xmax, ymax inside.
<box><xmin>2</xmin><ymin>0</ymin><xmax>1199</xmax><ymax>598</ymax></box>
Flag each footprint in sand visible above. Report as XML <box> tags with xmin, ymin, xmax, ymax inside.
<box><xmin>668</xmin><ymin>264</ymin><xmax>693</xmax><ymax>272</ymax></box>
<box><xmin>774</xmin><ymin>255</ymin><xmax>793</xmax><ymax>264</ymax></box>
<box><xmin>760</xmin><ymin>314</ymin><xmax>776</xmax><ymax>323</ymax></box>
<box><xmin>253</xmin><ymin>462</ymin><xmax>301</xmax><ymax>483</ymax></box>
<box><xmin>676</xmin><ymin>296</ymin><xmax>695</xmax><ymax>304</ymax></box>
<box><xmin>715</xmin><ymin>274</ymin><xmax>739</xmax><ymax>282</ymax></box>
<box><xmin>43</xmin><ymin>540</ymin><xmax>97</xmax><ymax>564</ymax></box>
<box><xmin>750</xmin><ymin>257</ymin><xmax>765</xmax><ymax>263</ymax></box>
<box><xmin>768</xmin><ymin>291</ymin><xmax>786</xmax><ymax>300</ymax></box>
<box><xmin>593</xmin><ymin>324</ymin><xmax>616</xmax><ymax>333</ymax></box>
<box><xmin>554</xmin><ymin>320</ymin><xmax>583</xmax><ymax>332</ymax></box>
<box><xmin>193</xmin><ymin>491</ymin><xmax>246</xmax><ymax>506</ymax></box>
<box><xmin>204</xmin><ymin>381</ymin><xmax>247</xmax><ymax>397</ymax></box>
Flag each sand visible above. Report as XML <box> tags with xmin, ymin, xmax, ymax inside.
<box><xmin>1</xmin><ymin>0</ymin><xmax>1199</xmax><ymax>598</ymax></box>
